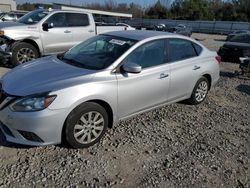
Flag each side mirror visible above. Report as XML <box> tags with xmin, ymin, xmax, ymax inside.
<box><xmin>42</xmin><ymin>23</ymin><xmax>53</xmax><ymax>31</ymax></box>
<box><xmin>122</xmin><ymin>62</ymin><xmax>142</xmax><ymax>74</ymax></box>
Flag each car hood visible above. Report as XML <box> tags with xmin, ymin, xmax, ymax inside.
<box><xmin>0</xmin><ymin>21</ymin><xmax>25</xmax><ymax>29</ymax></box>
<box><xmin>2</xmin><ymin>56</ymin><xmax>96</xmax><ymax>96</ymax></box>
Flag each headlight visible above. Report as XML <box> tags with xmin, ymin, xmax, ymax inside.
<box><xmin>10</xmin><ymin>95</ymin><xmax>56</xmax><ymax>112</ymax></box>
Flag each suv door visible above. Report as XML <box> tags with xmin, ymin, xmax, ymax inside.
<box><xmin>116</xmin><ymin>39</ymin><xmax>170</xmax><ymax>118</ymax></box>
<box><xmin>41</xmin><ymin>12</ymin><xmax>74</xmax><ymax>55</ymax></box>
<box><xmin>66</xmin><ymin>13</ymin><xmax>96</xmax><ymax>46</ymax></box>
<box><xmin>167</xmin><ymin>38</ymin><xmax>203</xmax><ymax>101</ymax></box>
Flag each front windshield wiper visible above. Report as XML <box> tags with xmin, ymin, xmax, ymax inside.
<box><xmin>59</xmin><ymin>55</ymin><xmax>96</xmax><ymax>69</ymax></box>
<box><xmin>61</xmin><ymin>56</ymin><xmax>85</xmax><ymax>67</ymax></box>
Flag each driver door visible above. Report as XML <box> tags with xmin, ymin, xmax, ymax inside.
<box><xmin>41</xmin><ymin>12</ymin><xmax>74</xmax><ymax>55</ymax></box>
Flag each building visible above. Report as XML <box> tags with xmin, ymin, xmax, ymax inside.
<box><xmin>53</xmin><ymin>3</ymin><xmax>132</xmax><ymax>22</ymax></box>
<box><xmin>0</xmin><ymin>0</ymin><xmax>17</xmax><ymax>12</ymax></box>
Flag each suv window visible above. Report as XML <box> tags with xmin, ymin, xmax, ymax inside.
<box><xmin>46</xmin><ymin>13</ymin><xmax>67</xmax><ymax>27</ymax></box>
<box><xmin>18</xmin><ymin>10</ymin><xmax>48</xmax><ymax>25</ymax></box>
<box><xmin>67</xmin><ymin>13</ymin><xmax>89</xmax><ymax>27</ymax></box>
<box><xmin>126</xmin><ymin>40</ymin><xmax>166</xmax><ymax>69</ymax></box>
<box><xmin>168</xmin><ymin>38</ymin><xmax>197</xmax><ymax>62</ymax></box>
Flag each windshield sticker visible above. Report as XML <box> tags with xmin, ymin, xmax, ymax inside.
<box><xmin>109</xmin><ymin>39</ymin><xmax>126</xmax><ymax>45</ymax></box>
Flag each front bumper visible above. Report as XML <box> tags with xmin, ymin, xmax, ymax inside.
<box><xmin>0</xmin><ymin>107</ymin><xmax>68</xmax><ymax>146</ymax></box>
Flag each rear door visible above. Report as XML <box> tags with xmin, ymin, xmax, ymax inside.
<box><xmin>116</xmin><ymin>39</ymin><xmax>171</xmax><ymax>118</ymax></box>
<box><xmin>41</xmin><ymin>12</ymin><xmax>74</xmax><ymax>55</ymax></box>
<box><xmin>67</xmin><ymin>13</ymin><xmax>96</xmax><ymax>46</ymax></box>
<box><xmin>167</xmin><ymin>38</ymin><xmax>203</xmax><ymax>101</ymax></box>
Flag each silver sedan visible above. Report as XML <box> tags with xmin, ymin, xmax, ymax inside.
<box><xmin>0</xmin><ymin>30</ymin><xmax>220</xmax><ymax>148</ymax></box>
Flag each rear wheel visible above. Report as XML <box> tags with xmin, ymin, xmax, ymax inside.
<box><xmin>64</xmin><ymin>102</ymin><xmax>109</xmax><ymax>148</ymax></box>
<box><xmin>11</xmin><ymin>42</ymin><xmax>39</xmax><ymax>66</ymax></box>
<box><xmin>187</xmin><ymin>77</ymin><xmax>209</xmax><ymax>105</ymax></box>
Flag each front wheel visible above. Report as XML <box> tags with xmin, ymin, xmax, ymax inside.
<box><xmin>11</xmin><ymin>42</ymin><xmax>39</xmax><ymax>66</ymax></box>
<box><xmin>64</xmin><ymin>102</ymin><xmax>109</xmax><ymax>148</ymax></box>
<box><xmin>187</xmin><ymin>77</ymin><xmax>209</xmax><ymax>105</ymax></box>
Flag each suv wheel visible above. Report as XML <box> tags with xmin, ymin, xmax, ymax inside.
<box><xmin>64</xmin><ymin>102</ymin><xmax>109</xmax><ymax>148</ymax></box>
<box><xmin>188</xmin><ymin>76</ymin><xmax>209</xmax><ymax>105</ymax></box>
<box><xmin>11</xmin><ymin>42</ymin><xmax>39</xmax><ymax>66</ymax></box>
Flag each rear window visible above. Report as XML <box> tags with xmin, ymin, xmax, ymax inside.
<box><xmin>229</xmin><ymin>34</ymin><xmax>250</xmax><ymax>43</ymax></box>
<box><xmin>193</xmin><ymin>43</ymin><xmax>202</xmax><ymax>55</ymax></box>
<box><xmin>168</xmin><ymin>38</ymin><xmax>198</xmax><ymax>62</ymax></box>
<box><xmin>67</xmin><ymin>13</ymin><xmax>89</xmax><ymax>27</ymax></box>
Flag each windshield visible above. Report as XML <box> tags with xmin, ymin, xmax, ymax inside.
<box><xmin>59</xmin><ymin>35</ymin><xmax>137</xmax><ymax>70</ymax></box>
<box><xmin>18</xmin><ymin>10</ymin><xmax>48</xmax><ymax>25</ymax></box>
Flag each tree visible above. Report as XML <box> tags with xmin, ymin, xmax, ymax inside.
<box><xmin>147</xmin><ymin>0</ymin><xmax>168</xmax><ymax>19</ymax></box>
<box><xmin>104</xmin><ymin>0</ymin><xmax>117</xmax><ymax>11</ymax></box>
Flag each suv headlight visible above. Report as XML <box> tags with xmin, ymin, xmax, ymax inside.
<box><xmin>10</xmin><ymin>95</ymin><xmax>56</xmax><ymax>112</ymax></box>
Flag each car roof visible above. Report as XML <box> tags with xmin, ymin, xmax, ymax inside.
<box><xmin>103</xmin><ymin>30</ymin><xmax>175</xmax><ymax>41</ymax></box>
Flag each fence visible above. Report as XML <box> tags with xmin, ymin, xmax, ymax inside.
<box><xmin>122</xmin><ymin>19</ymin><xmax>250</xmax><ymax>34</ymax></box>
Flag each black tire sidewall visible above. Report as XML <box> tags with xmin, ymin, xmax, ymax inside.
<box><xmin>64</xmin><ymin>102</ymin><xmax>109</xmax><ymax>148</ymax></box>
<box><xmin>11</xmin><ymin>42</ymin><xmax>39</xmax><ymax>66</ymax></box>
<box><xmin>189</xmin><ymin>77</ymin><xmax>209</xmax><ymax>105</ymax></box>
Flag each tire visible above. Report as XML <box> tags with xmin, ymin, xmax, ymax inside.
<box><xmin>187</xmin><ymin>76</ymin><xmax>209</xmax><ymax>105</ymax></box>
<box><xmin>11</xmin><ymin>42</ymin><xmax>39</xmax><ymax>66</ymax></box>
<box><xmin>64</xmin><ymin>102</ymin><xmax>109</xmax><ymax>148</ymax></box>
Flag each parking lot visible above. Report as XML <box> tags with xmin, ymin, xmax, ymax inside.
<box><xmin>0</xmin><ymin>33</ymin><xmax>249</xmax><ymax>187</ymax></box>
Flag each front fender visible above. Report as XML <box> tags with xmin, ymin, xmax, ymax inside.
<box><xmin>3</xmin><ymin>29</ymin><xmax>43</xmax><ymax>53</ymax></box>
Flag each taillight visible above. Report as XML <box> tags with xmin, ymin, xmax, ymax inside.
<box><xmin>215</xmin><ymin>56</ymin><xmax>221</xmax><ymax>64</ymax></box>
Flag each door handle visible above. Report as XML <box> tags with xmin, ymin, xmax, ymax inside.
<box><xmin>64</xmin><ymin>30</ymin><xmax>71</xmax><ymax>33</ymax></box>
<box><xmin>88</xmin><ymin>30</ymin><xmax>94</xmax><ymax>33</ymax></box>
<box><xmin>193</xmin><ymin>65</ymin><xmax>201</xmax><ymax>70</ymax></box>
<box><xmin>160</xmin><ymin>73</ymin><xmax>169</xmax><ymax>79</ymax></box>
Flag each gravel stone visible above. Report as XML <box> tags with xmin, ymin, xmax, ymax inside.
<box><xmin>0</xmin><ymin>33</ymin><xmax>249</xmax><ymax>187</ymax></box>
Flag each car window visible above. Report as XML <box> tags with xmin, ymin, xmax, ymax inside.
<box><xmin>17</xmin><ymin>14</ymin><xmax>24</xmax><ymax>18</ymax></box>
<box><xmin>79</xmin><ymin>40</ymin><xmax>106</xmax><ymax>52</ymax></box>
<box><xmin>45</xmin><ymin>13</ymin><xmax>67</xmax><ymax>27</ymax></box>
<box><xmin>61</xmin><ymin>35</ymin><xmax>137</xmax><ymax>70</ymax></box>
<box><xmin>229</xmin><ymin>34</ymin><xmax>250</xmax><ymax>43</ymax></box>
<box><xmin>168</xmin><ymin>38</ymin><xmax>197</xmax><ymax>62</ymax></box>
<box><xmin>2</xmin><ymin>14</ymin><xmax>15</xmax><ymax>21</ymax></box>
<box><xmin>126</xmin><ymin>40</ymin><xmax>166</xmax><ymax>69</ymax></box>
<box><xmin>193</xmin><ymin>43</ymin><xmax>202</xmax><ymax>55</ymax></box>
<box><xmin>67</xmin><ymin>13</ymin><xmax>89</xmax><ymax>27</ymax></box>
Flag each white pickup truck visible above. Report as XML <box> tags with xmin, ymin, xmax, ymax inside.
<box><xmin>0</xmin><ymin>9</ymin><xmax>135</xmax><ymax>66</ymax></box>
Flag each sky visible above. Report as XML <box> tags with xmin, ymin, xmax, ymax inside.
<box><xmin>16</xmin><ymin>0</ymin><xmax>160</xmax><ymax>7</ymax></box>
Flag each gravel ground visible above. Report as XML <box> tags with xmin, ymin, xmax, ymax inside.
<box><xmin>0</xmin><ymin>33</ymin><xmax>249</xmax><ymax>188</ymax></box>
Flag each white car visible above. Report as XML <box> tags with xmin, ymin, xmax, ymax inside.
<box><xmin>116</xmin><ymin>23</ymin><xmax>136</xmax><ymax>30</ymax></box>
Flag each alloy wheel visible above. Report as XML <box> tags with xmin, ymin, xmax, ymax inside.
<box><xmin>195</xmin><ymin>81</ymin><xmax>208</xmax><ymax>102</ymax></box>
<box><xmin>73</xmin><ymin>111</ymin><xmax>105</xmax><ymax>144</ymax></box>
<box><xmin>17</xmin><ymin>48</ymin><xmax>36</xmax><ymax>64</ymax></box>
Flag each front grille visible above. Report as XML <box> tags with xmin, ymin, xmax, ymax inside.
<box><xmin>0</xmin><ymin>122</ymin><xmax>14</xmax><ymax>137</ymax></box>
<box><xmin>18</xmin><ymin>130</ymin><xmax>44</xmax><ymax>143</ymax></box>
